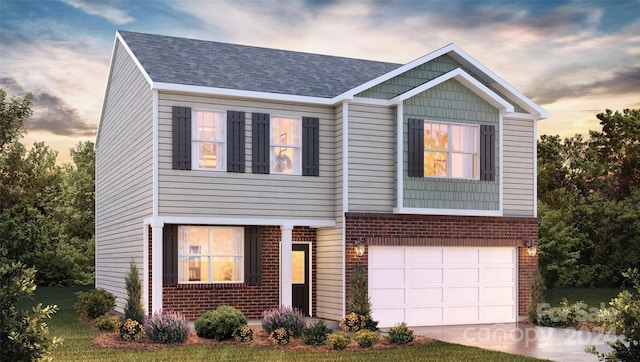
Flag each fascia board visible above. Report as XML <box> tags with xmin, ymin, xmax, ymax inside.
<box><xmin>390</xmin><ymin>68</ymin><xmax>514</xmax><ymax>112</ymax></box>
<box><xmin>153</xmin><ymin>82</ymin><xmax>334</xmax><ymax>105</ymax></box>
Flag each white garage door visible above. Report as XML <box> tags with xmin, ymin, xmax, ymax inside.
<box><xmin>369</xmin><ymin>246</ymin><xmax>516</xmax><ymax>327</ymax></box>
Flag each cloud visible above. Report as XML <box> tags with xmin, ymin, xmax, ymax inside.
<box><xmin>61</xmin><ymin>0</ymin><xmax>134</xmax><ymax>25</ymax></box>
<box><xmin>0</xmin><ymin>75</ymin><xmax>96</xmax><ymax>137</ymax></box>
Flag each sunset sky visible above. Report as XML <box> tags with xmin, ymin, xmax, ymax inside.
<box><xmin>1</xmin><ymin>0</ymin><xmax>638</xmax><ymax>164</ymax></box>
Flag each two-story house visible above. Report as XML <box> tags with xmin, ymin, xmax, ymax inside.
<box><xmin>96</xmin><ymin>30</ymin><xmax>545</xmax><ymax>327</ymax></box>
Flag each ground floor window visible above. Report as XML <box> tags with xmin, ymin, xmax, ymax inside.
<box><xmin>178</xmin><ymin>226</ymin><xmax>244</xmax><ymax>283</ymax></box>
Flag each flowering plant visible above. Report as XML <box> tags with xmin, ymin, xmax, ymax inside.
<box><xmin>339</xmin><ymin>312</ymin><xmax>366</xmax><ymax>332</ymax></box>
<box><xmin>268</xmin><ymin>327</ymin><xmax>293</xmax><ymax>345</ymax></box>
<box><xmin>144</xmin><ymin>311</ymin><xmax>189</xmax><ymax>344</ymax></box>
<box><xmin>118</xmin><ymin>318</ymin><xmax>145</xmax><ymax>341</ymax></box>
<box><xmin>232</xmin><ymin>325</ymin><xmax>254</xmax><ymax>342</ymax></box>
<box><xmin>261</xmin><ymin>306</ymin><xmax>306</xmax><ymax>337</ymax></box>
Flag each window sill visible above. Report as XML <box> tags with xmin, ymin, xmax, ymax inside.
<box><xmin>174</xmin><ymin>283</ymin><xmax>247</xmax><ymax>290</ymax></box>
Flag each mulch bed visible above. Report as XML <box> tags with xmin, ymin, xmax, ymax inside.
<box><xmin>91</xmin><ymin>329</ymin><xmax>435</xmax><ymax>352</ymax></box>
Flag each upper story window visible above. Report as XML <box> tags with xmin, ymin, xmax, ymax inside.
<box><xmin>424</xmin><ymin>122</ymin><xmax>479</xmax><ymax>179</ymax></box>
<box><xmin>192</xmin><ymin>110</ymin><xmax>226</xmax><ymax>170</ymax></box>
<box><xmin>178</xmin><ymin>226</ymin><xmax>244</xmax><ymax>283</ymax></box>
<box><xmin>270</xmin><ymin>116</ymin><xmax>301</xmax><ymax>174</ymax></box>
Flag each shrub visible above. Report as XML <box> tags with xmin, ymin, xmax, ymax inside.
<box><xmin>326</xmin><ymin>332</ymin><xmax>351</xmax><ymax>350</ymax></box>
<box><xmin>348</xmin><ymin>264</ymin><xmax>379</xmax><ymax>331</ymax></box>
<box><xmin>386</xmin><ymin>322</ymin><xmax>414</xmax><ymax>344</ymax></box>
<box><xmin>527</xmin><ymin>268</ymin><xmax>546</xmax><ymax>324</ymax></box>
<box><xmin>74</xmin><ymin>288</ymin><xmax>115</xmax><ymax>319</ymax></box>
<box><xmin>118</xmin><ymin>318</ymin><xmax>145</xmax><ymax>341</ymax></box>
<box><xmin>268</xmin><ymin>327</ymin><xmax>293</xmax><ymax>346</ymax></box>
<box><xmin>232</xmin><ymin>325</ymin><xmax>254</xmax><ymax>342</ymax></box>
<box><xmin>194</xmin><ymin>305</ymin><xmax>247</xmax><ymax>341</ymax></box>
<box><xmin>354</xmin><ymin>329</ymin><xmax>378</xmax><ymax>348</ymax></box>
<box><xmin>124</xmin><ymin>261</ymin><xmax>146</xmax><ymax>324</ymax></box>
<box><xmin>261</xmin><ymin>306</ymin><xmax>306</xmax><ymax>337</ymax></box>
<box><xmin>301</xmin><ymin>319</ymin><xmax>332</xmax><ymax>346</ymax></box>
<box><xmin>537</xmin><ymin>299</ymin><xmax>585</xmax><ymax>328</ymax></box>
<box><xmin>339</xmin><ymin>312</ymin><xmax>366</xmax><ymax>332</ymax></box>
<box><xmin>0</xmin><ymin>261</ymin><xmax>61</xmax><ymax>361</ymax></box>
<box><xmin>144</xmin><ymin>311</ymin><xmax>189</xmax><ymax>344</ymax></box>
<box><xmin>93</xmin><ymin>314</ymin><xmax>121</xmax><ymax>331</ymax></box>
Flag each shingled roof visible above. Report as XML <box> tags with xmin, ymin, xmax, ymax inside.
<box><xmin>118</xmin><ymin>31</ymin><xmax>402</xmax><ymax>99</ymax></box>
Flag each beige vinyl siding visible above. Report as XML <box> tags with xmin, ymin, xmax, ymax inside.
<box><xmin>95</xmin><ymin>41</ymin><xmax>153</xmax><ymax>311</ymax></box>
<box><xmin>503</xmin><ymin>118</ymin><xmax>535</xmax><ymax>216</ymax></box>
<box><xmin>315</xmin><ymin>106</ymin><xmax>345</xmax><ymax>320</ymax></box>
<box><xmin>348</xmin><ymin>104</ymin><xmax>395</xmax><ymax>212</ymax></box>
<box><xmin>157</xmin><ymin>92</ymin><xmax>336</xmax><ymax>219</ymax></box>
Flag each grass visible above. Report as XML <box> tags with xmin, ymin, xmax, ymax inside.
<box><xmin>546</xmin><ymin>288</ymin><xmax>622</xmax><ymax>308</ymax></box>
<box><xmin>23</xmin><ymin>286</ymin><xmax>548</xmax><ymax>361</ymax></box>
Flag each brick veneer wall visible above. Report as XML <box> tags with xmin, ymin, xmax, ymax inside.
<box><xmin>344</xmin><ymin>213</ymin><xmax>538</xmax><ymax>318</ymax></box>
<box><xmin>149</xmin><ymin>225</ymin><xmax>316</xmax><ymax>321</ymax></box>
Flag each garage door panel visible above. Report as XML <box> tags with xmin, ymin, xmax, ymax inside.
<box><xmin>369</xmin><ymin>246</ymin><xmax>516</xmax><ymax>327</ymax></box>
<box><xmin>445</xmin><ymin>287</ymin><xmax>479</xmax><ymax>303</ymax></box>
<box><xmin>445</xmin><ymin>306</ymin><xmax>479</xmax><ymax>324</ymax></box>
<box><xmin>407</xmin><ymin>307</ymin><xmax>443</xmax><ymax>326</ymax></box>
<box><xmin>369</xmin><ymin>247</ymin><xmax>404</xmax><ymax>264</ymax></box>
<box><xmin>406</xmin><ymin>248</ymin><xmax>442</xmax><ymax>264</ymax></box>
<box><xmin>444</xmin><ymin>249</ymin><xmax>479</xmax><ymax>264</ymax></box>
<box><xmin>481</xmin><ymin>286</ymin><xmax>514</xmax><ymax>303</ymax></box>
<box><xmin>480</xmin><ymin>267</ymin><xmax>515</xmax><ymax>283</ymax></box>
<box><xmin>408</xmin><ymin>288</ymin><xmax>442</xmax><ymax>304</ymax></box>
<box><xmin>370</xmin><ymin>288</ymin><xmax>404</xmax><ymax>307</ymax></box>
<box><xmin>369</xmin><ymin>268</ymin><xmax>404</xmax><ymax>287</ymax></box>
<box><xmin>479</xmin><ymin>248</ymin><xmax>514</xmax><ymax>264</ymax></box>
<box><xmin>407</xmin><ymin>268</ymin><xmax>442</xmax><ymax>284</ymax></box>
<box><xmin>445</xmin><ymin>268</ymin><xmax>478</xmax><ymax>283</ymax></box>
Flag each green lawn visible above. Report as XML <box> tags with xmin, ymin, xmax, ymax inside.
<box><xmin>545</xmin><ymin>288</ymin><xmax>622</xmax><ymax>308</ymax></box>
<box><xmin>26</xmin><ymin>287</ymin><xmax>548</xmax><ymax>361</ymax></box>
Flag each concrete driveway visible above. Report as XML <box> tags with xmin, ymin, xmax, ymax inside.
<box><xmin>413</xmin><ymin>323</ymin><xmax>619</xmax><ymax>361</ymax></box>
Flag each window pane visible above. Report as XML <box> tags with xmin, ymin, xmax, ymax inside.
<box><xmin>425</xmin><ymin>151</ymin><xmax>447</xmax><ymax>177</ymax></box>
<box><xmin>212</xmin><ymin>228</ymin><xmax>242</xmax><ymax>255</ymax></box>
<box><xmin>212</xmin><ymin>257</ymin><xmax>241</xmax><ymax>282</ymax></box>
<box><xmin>425</xmin><ymin>123</ymin><xmax>448</xmax><ymax>150</ymax></box>
<box><xmin>292</xmin><ymin>251</ymin><xmax>305</xmax><ymax>284</ymax></box>
<box><xmin>196</xmin><ymin>111</ymin><xmax>224</xmax><ymax>140</ymax></box>
<box><xmin>452</xmin><ymin>125</ymin><xmax>477</xmax><ymax>152</ymax></box>
<box><xmin>197</xmin><ymin>142</ymin><xmax>220</xmax><ymax>169</ymax></box>
<box><xmin>179</xmin><ymin>256</ymin><xmax>209</xmax><ymax>282</ymax></box>
<box><xmin>452</xmin><ymin>153</ymin><xmax>476</xmax><ymax>178</ymax></box>
<box><xmin>273</xmin><ymin>146</ymin><xmax>300</xmax><ymax>173</ymax></box>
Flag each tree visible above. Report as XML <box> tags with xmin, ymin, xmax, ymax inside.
<box><xmin>0</xmin><ymin>261</ymin><xmax>61</xmax><ymax>361</ymax></box>
<box><xmin>124</xmin><ymin>261</ymin><xmax>146</xmax><ymax>324</ymax></box>
<box><xmin>348</xmin><ymin>264</ymin><xmax>378</xmax><ymax>331</ymax></box>
<box><xmin>0</xmin><ymin>89</ymin><xmax>31</xmax><ymax>153</ymax></box>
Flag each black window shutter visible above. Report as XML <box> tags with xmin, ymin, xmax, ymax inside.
<box><xmin>480</xmin><ymin>125</ymin><xmax>496</xmax><ymax>181</ymax></box>
<box><xmin>252</xmin><ymin>113</ymin><xmax>270</xmax><ymax>174</ymax></box>
<box><xmin>302</xmin><ymin>117</ymin><xmax>320</xmax><ymax>176</ymax></box>
<box><xmin>408</xmin><ymin>118</ymin><xmax>424</xmax><ymax>177</ymax></box>
<box><xmin>227</xmin><ymin>111</ymin><xmax>245</xmax><ymax>173</ymax></box>
<box><xmin>172</xmin><ymin>106</ymin><xmax>191</xmax><ymax>170</ymax></box>
<box><xmin>162</xmin><ymin>224</ymin><xmax>178</xmax><ymax>285</ymax></box>
<box><xmin>244</xmin><ymin>226</ymin><xmax>262</xmax><ymax>284</ymax></box>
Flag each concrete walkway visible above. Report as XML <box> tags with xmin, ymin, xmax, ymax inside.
<box><xmin>413</xmin><ymin>323</ymin><xmax>619</xmax><ymax>362</ymax></box>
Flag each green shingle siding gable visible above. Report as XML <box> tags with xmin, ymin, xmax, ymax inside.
<box><xmin>356</xmin><ymin>54</ymin><xmax>528</xmax><ymax>114</ymax></box>
<box><xmin>403</xmin><ymin>78</ymin><xmax>500</xmax><ymax>211</ymax></box>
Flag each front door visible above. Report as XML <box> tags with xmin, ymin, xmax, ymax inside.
<box><xmin>291</xmin><ymin>244</ymin><xmax>310</xmax><ymax>316</ymax></box>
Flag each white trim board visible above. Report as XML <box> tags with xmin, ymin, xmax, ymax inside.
<box><xmin>143</xmin><ymin>216</ymin><xmax>336</xmax><ymax>228</ymax></box>
<box><xmin>393</xmin><ymin>207</ymin><xmax>503</xmax><ymax>217</ymax></box>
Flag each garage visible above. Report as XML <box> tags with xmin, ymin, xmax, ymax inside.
<box><xmin>369</xmin><ymin>246</ymin><xmax>516</xmax><ymax>327</ymax></box>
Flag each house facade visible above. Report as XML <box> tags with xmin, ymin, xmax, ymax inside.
<box><xmin>96</xmin><ymin>31</ymin><xmax>545</xmax><ymax>327</ymax></box>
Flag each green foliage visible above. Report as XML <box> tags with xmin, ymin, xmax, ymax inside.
<box><xmin>326</xmin><ymin>332</ymin><xmax>351</xmax><ymax>350</ymax></box>
<box><xmin>119</xmin><ymin>318</ymin><xmax>145</xmax><ymax>341</ymax></box>
<box><xmin>0</xmin><ymin>261</ymin><xmax>61</xmax><ymax>361</ymax></box>
<box><xmin>527</xmin><ymin>269</ymin><xmax>546</xmax><ymax>324</ymax></box>
<box><xmin>536</xmin><ymin>299</ymin><xmax>584</xmax><ymax>328</ymax></box>
<box><xmin>124</xmin><ymin>261</ymin><xmax>146</xmax><ymax>324</ymax></box>
<box><xmin>194</xmin><ymin>305</ymin><xmax>247</xmax><ymax>341</ymax></box>
<box><xmin>74</xmin><ymin>289</ymin><xmax>115</xmax><ymax>319</ymax></box>
<box><xmin>232</xmin><ymin>325</ymin><xmax>254</xmax><ymax>342</ymax></box>
<box><xmin>144</xmin><ymin>311</ymin><xmax>190</xmax><ymax>344</ymax></box>
<box><xmin>0</xmin><ymin>89</ymin><xmax>31</xmax><ymax>153</ymax></box>
<box><xmin>386</xmin><ymin>322</ymin><xmax>415</xmax><ymax>344</ymax></box>
<box><xmin>354</xmin><ymin>329</ymin><xmax>378</xmax><ymax>348</ymax></box>
<box><xmin>301</xmin><ymin>319</ymin><xmax>332</xmax><ymax>346</ymax></box>
<box><xmin>348</xmin><ymin>264</ymin><xmax>379</xmax><ymax>331</ymax></box>
<box><xmin>268</xmin><ymin>327</ymin><xmax>293</xmax><ymax>346</ymax></box>
<box><xmin>588</xmin><ymin>268</ymin><xmax>640</xmax><ymax>361</ymax></box>
<box><xmin>260</xmin><ymin>306</ymin><xmax>306</xmax><ymax>337</ymax></box>
<box><xmin>93</xmin><ymin>314</ymin><xmax>121</xmax><ymax>331</ymax></box>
